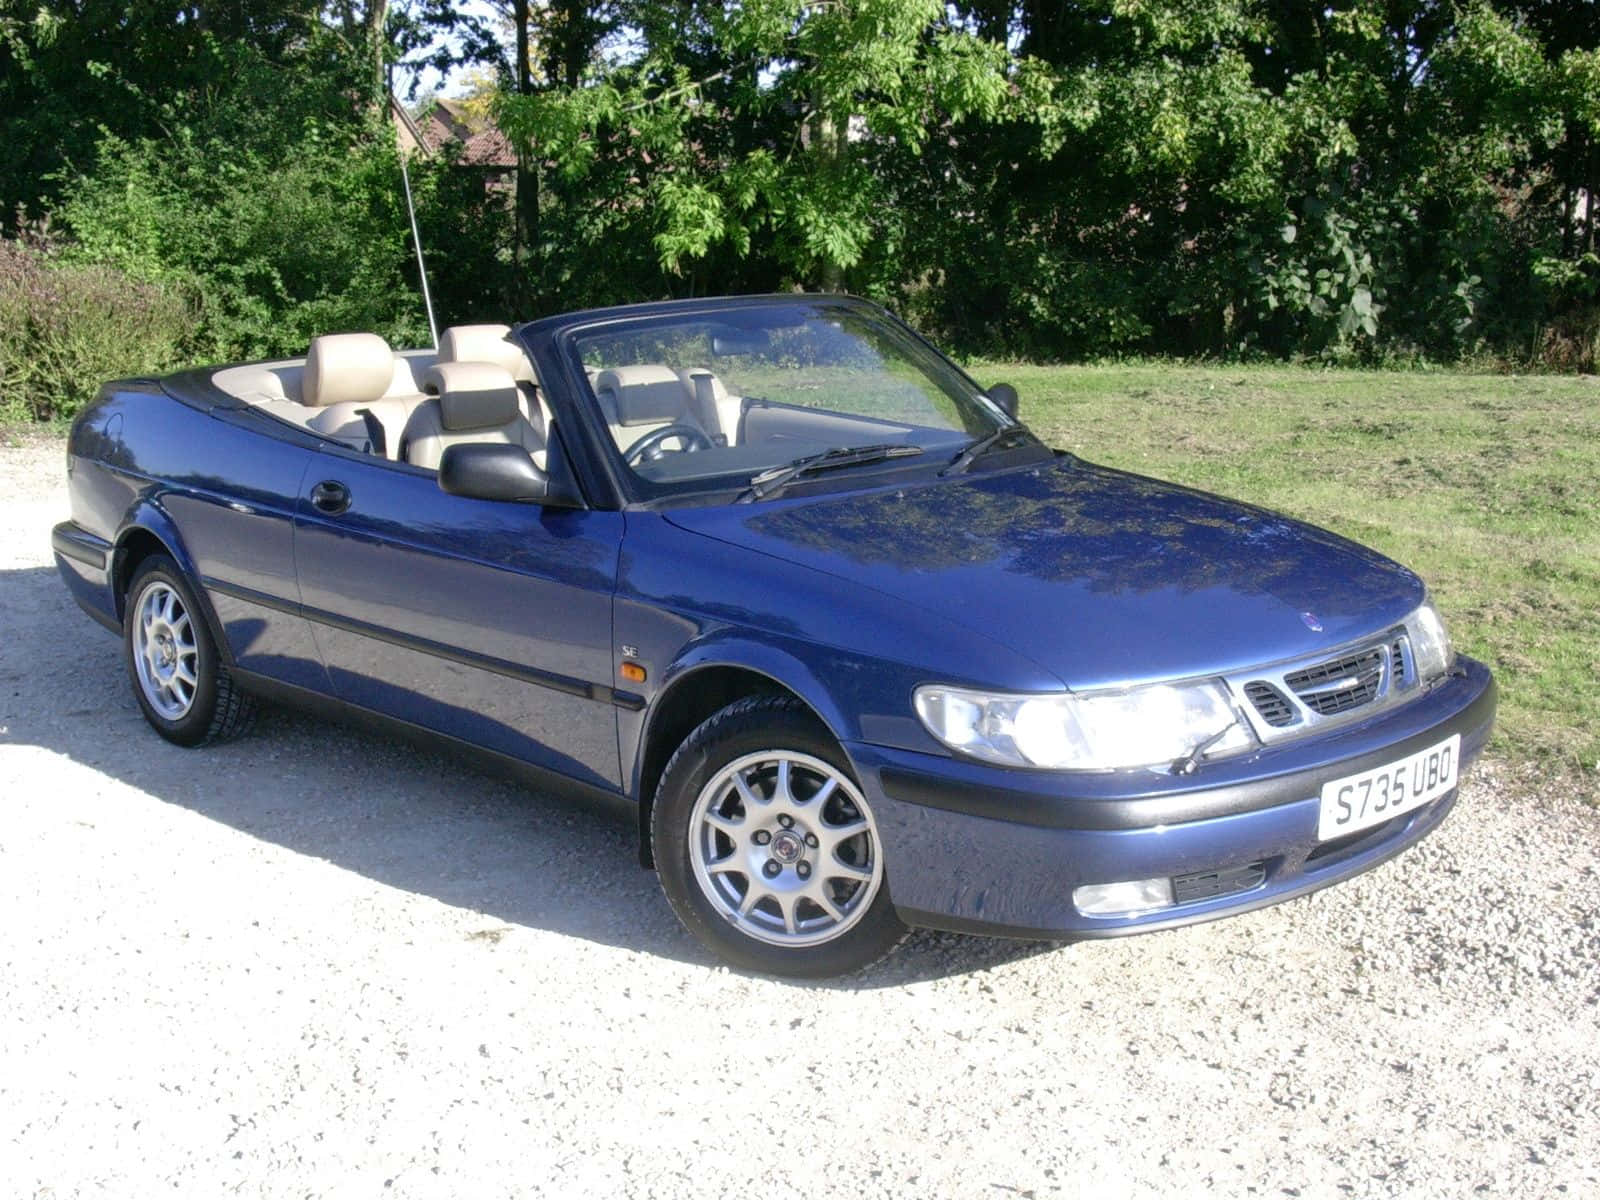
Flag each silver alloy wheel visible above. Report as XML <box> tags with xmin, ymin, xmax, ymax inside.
<box><xmin>132</xmin><ymin>581</ymin><xmax>199</xmax><ymax>720</ymax></box>
<box><xmin>688</xmin><ymin>750</ymin><xmax>885</xmax><ymax>948</ymax></box>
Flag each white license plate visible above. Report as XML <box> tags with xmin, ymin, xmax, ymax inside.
<box><xmin>1317</xmin><ymin>734</ymin><xmax>1461</xmax><ymax>842</ymax></box>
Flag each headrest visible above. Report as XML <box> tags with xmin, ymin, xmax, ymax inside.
<box><xmin>426</xmin><ymin>361</ymin><xmax>521</xmax><ymax>431</ymax></box>
<box><xmin>438</xmin><ymin>324</ymin><xmax>534</xmax><ymax>383</ymax></box>
<box><xmin>303</xmin><ymin>333</ymin><xmax>396</xmax><ymax>407</ymax></box>
<box><xmin>593</xmin><ymin>365</ymin><xmax>691</xmax><ymax>426</ymax></box>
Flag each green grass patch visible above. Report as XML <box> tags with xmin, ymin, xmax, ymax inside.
<box><xmin>990</xmin><ymin>362</ymin><xmax>1600</xmax><ymax>779</ymax></box>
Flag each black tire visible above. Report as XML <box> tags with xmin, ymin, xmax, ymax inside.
<box><xmin>123</xmin><ymin>554</ymin><xmax>257</xmax><ymax>747</ymax></box>
<box><xmin>651</xmin><ymin>695</ymin><xmax>906</xmax><ymax>978</ymax></box>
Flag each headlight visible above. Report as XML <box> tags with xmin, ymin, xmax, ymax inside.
<box><xmin>1407</xmin><ymin>601</ymin><xmax>1454</xmax><ymax>681</ymax></box>
<box><xmin>913</xmin><ymin>679</ymin><xmax>1259</xmax><ymax>771</ymax></box>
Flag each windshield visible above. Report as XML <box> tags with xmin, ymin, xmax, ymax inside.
<box><xmin>569</xmin><ymin>301</ymin><xmax>1015</xmax><ymax>499</ymax></box>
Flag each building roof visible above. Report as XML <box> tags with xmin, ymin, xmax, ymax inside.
<box><xmin>392</xmin><ymin>93</ymin><xmax>516</xmax><ymax>169</ymax></box>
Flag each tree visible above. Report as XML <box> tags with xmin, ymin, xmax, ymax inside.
<box><xmin>498</xmin><ymin>0</ymin><xmax>1012</xmax><ymax>298</ymax></box>
<box><xmin>0</xmin><ymin>1</ymin><xmax>379</xmax><ymax>226</ymax></box>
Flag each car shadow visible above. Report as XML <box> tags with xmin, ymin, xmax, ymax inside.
<box><xmin>3</xmin><ymin>564</ymin><xmax>1059</xmax><ymax>987</ymax></box>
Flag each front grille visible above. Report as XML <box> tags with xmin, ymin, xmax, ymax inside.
<box><xmin>1172</xmin><ymin>862</ymin><xmax>1267</xmax><ymax>905</ymax></box>
<box><xmin>1244</xmin><ymin>681</ymin><xmax>1297</xmax><ymax>727</ymax></box>
<box><xmin>1284</xmin><ymin>647</ymin><xmax>1385</xmax><ymax>716</ymax></box>
<box><xmin>1389</xmin><ymin>635</ymin><xmax>1411</xmax><ymax>686</ymax></box>
<box><xmin>1231</xmin><ymin>628</ymin><xmax>1418</xmax><ymax>744</ymax></box>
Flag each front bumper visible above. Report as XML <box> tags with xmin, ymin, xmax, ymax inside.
<box><xmin>846</xmin><ymin>656</ymin><xmax>1496</xmax><ymax>939</ymax></box>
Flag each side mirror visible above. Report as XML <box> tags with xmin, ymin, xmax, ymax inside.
<box><xmin>987</xmin><ymin>382</ymin><xmax>1019</xmax><ymax>420</ymax></box>
<box><xmin>438</xmin><ymin>443</ymin><xmax>581</xmax><ymax>507</ymax></box>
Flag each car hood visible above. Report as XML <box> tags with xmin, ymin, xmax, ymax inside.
<box><xmin>663</xmin><ymin>459</ymin><xmax>1425</xmax><ymax>687</ymax></box>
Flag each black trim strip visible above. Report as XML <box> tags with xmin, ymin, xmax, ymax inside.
<box><xmin>51</xmin><ymin>522</ymin><xmax>110</xmax><ymax>569</ymax></box>
<box><xmin>229</xmin><ymin>667</ymin><xmax>636</xmax><ymax>810</ymax></box>
<box><xmin>203</xmin><ymin>576</ymin><xmax>644</xmax><ymax>711</ymax></box>
<box><xmin>205</xmin><ymin>577</ymin><xmax>300</xmax><ymax>617</ymax></box>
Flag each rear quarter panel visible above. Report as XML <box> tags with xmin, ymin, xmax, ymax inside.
<box><xmin>65</xmin><ymin>378</ymin><xmax>324</xmax><ymax>686</ymax></box>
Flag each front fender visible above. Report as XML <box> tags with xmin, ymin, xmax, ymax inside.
<box><xmin>622</xmin><ymin>632</ymin><xmax>874</xmax><ymax>869</ymax></box>
<box><xmin>662</xmin><ymin>633</ymin><xmax>854</xmax><ymax>740</ymax></box>
<box><xmin>626</xmin><ymin>634</ymin><xmax>849</xmax><ymax>785</ymax></box>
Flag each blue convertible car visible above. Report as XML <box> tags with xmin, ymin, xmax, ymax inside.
<box><xmin>53</xmin><ymin>295</ymin><xmax>1496</xmax><ymax>976</ymax></box>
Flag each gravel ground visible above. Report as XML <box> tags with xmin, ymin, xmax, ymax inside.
<box><xmin>3</xmin><ymin>432</ymin><xmax>1597</xmax><ymax>1199</ymax></box>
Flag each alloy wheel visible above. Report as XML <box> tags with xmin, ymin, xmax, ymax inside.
<box><xmin>687</xmin><ymin>750</ymin><xmax>885</xmax><ymax>947</ymax></box>
<box><xmin>131</xmin><ymin>581</ymin><xmax>199</xmax><ymax>721</ymax></box>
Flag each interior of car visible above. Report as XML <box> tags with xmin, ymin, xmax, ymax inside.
<box><xmin>210</xmin><ymin>313</ymin><xmax>977</xmax><ymax>499</ymax></box>
<box><xmin>211</xmin><ymin>324</ymin><xmax>750</xmax><ymax>474</ymax></box>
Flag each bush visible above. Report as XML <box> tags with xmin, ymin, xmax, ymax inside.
<box><xmin>56</xmin><ymin>131</ymin><xmax>441</xmax><ymax>364</ymax></box>
<box><xmin>0</xmin><ymin>236</ymin><xmax>192</xmax><ymax>423</ymax></box>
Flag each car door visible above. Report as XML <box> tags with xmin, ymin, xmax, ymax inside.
<box><xmin>291</xmin><ymin>444</ymin><xmax>626</xmax><ymax>790</ymax></box>
<box><xmin>147</xmin><ymin>401</ymin><xmax>329</xmax><ymax>693</ymax></box>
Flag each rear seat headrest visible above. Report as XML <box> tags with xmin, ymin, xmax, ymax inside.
<box><xmin>304</xmin><ymin>333</ymin><xmax>396</xmax><ymax>408</ymax></box>
<box><xmin>438</xmin><ymin>324</ymin><xmax>534</xmax><ymax>383</ymax></box>
<box><xmin>593</xmin><ymin>365</ymin><xmax>691</xmax><ymax>426</ymax></box>
<box><xmin>425</xmin><ymin>361</ymin><xmax>522</xmax><ymax>431</ymax></box>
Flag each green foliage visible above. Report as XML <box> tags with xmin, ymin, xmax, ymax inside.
<box><xmin>55</xmin><ymin>131</ymin><xmax>437</xmax><ymax>362</ymax></box>
<box><xmin>499</xmin><ymin>0</ymin><xmax>1015</xmax><ymax>300</ymax></box>
<box><xmin>0</xmin><ymin>236</ymin><xmax>191</xmax><ymax>423</ymax></box>
<box><xmin>0</xmin><ymin>5</ymin><xmax>366</xmax><ymax>225</ymax></box>
<box><xmin>6</xmin><ymin>0</ymin><xmax>1600</xmax><ymax>380</ymax></box>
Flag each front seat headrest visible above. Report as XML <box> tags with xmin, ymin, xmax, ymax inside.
<box><xmin>593</xmin><ymin>365</ymin><xmax>692</xmax><ymax>426</ymax></box>
<box><xmin>425</xmin><ymin>361</ymin><xmax>522</xmax><ymax>431</ymax></box>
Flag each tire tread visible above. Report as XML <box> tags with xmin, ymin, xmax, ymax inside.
<box><xmin>202</xmin><ymin>659</ymin><xmax>258</xmax><ymax>744</ymax></box>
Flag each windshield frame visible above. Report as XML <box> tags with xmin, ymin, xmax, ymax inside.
<box><xmin>549</xmin><ymin>294</ymin><xmax>1021</xmax><ymax>508</ymax></box>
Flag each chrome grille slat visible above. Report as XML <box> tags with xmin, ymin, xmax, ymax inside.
<box><xmin>1285</xmin><ymin>647</ymin><xmax>1385</xmax><ymax>715</ymax></box>
<box><xmin>1231</xmin><ymin>629</ymin><xmax>1417</xmax><ymax>745</ymax></box>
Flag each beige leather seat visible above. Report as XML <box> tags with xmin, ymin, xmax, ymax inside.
<box><xmin>592</xmin><ymin>365</ymin><xmax>708</xmax><ymax>451</ymax></box>
<box><xmin>437</xmin><ymin>324</ymin><xmax>532</xmax><ymax>382</ymax></box>
<box><xmin>400</xmin><ymin>362</ymin><xmax>546</xmax><ymax>471</ymax></box>
<box><xmin>676</xmin><ymin>367</ymin><xmax>741</xmax><ymax>445</ymax></box>
<box><xmin>436</xmin><ymin>324</ymin><xmax>550</xmax><ymax>429</ymax></box>
<box><xmin>300</xmin><ymin>333</ymin><xmax>426</xmax><ymax>457</ymax></box>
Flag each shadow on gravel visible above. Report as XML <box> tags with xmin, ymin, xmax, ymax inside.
<box><xmin>4</xmin><ymin>564</ymin><xmax>1056</xmax><ymax>987</ymax></box>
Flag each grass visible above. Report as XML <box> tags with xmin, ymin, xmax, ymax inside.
<box><xmin>991</xmin><ymin>362</ymin><xmax>1600</xmax><ymax>781</ymax></box>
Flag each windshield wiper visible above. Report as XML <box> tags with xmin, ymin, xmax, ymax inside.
<box><xmin>738</xmin><ymin>444</ymin><xmax>925</xmax><ymax>503</ymax></box>
<box><xmin>939</xmin><ymin>426</ymin><xmax>1036</xmax><ymax>477</ymax></box>
<box><xmin>1170</xmin><ymin>719</ymin><xmax>1243</xmax><ymax>776</ymax></box>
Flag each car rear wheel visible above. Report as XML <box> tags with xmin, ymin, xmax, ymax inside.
<box><xmin>124</xmin><ymin>554</ymin><xmax>256</xmax><ymax>746</ymax></box>
<box><xmin>651</xmin><ymin>695</ymin><xmax>905</xmax><ymax>977</ymax></box>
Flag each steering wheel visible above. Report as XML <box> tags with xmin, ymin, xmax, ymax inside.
<box><xmin>624</xmin><ymin>423</ymin><xmax>714</xmax><ymax>467</ymax></box>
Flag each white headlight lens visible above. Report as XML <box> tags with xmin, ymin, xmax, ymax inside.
<box><xmin>913</xmin><ymin>679</ymin><xmax>1258</xmax><ymax>771</ymax></box>
<box><xmin>1408</xmin><ymin>602</ymin><xmax>1454</xmax><ymax>681</ymax></box>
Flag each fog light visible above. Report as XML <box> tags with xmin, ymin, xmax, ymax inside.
<box><xmin>1072</xmin><ymin>877</ymin><xmax>1176</xmax><ymax>917</ymax></box>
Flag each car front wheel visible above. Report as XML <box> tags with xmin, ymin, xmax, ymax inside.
<box><xmin>652</xmin><ymin>695</ymin><xmax>905</xmax><ymax>977</ymax></box>
<box><xmin>123</xmin><ymin>554</ymin><xmax>256</xmax><ymax>746</ymax></box>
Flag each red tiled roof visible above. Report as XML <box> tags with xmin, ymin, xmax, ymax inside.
<box><xmin>409</xmin><ymin>96</ymin><xmax>517</xmax><ymax>169</ymax></box>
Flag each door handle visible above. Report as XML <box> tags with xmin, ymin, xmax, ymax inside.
<box><xmin>310</xmin><ymin>480</ymin><xmax>351</xmax><ymax>515</ymax></box>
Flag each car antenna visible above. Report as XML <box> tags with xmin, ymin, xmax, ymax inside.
<box><xmin>391</xmin><ymin>67</ymin><xmax>439</xmax><ymax>349</ymax></box>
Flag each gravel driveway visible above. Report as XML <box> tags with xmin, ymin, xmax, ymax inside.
<box><xmin>3</xmin><ymin>433</ymin><xmax>1597</xmax><ymax>1199</ymax></box>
